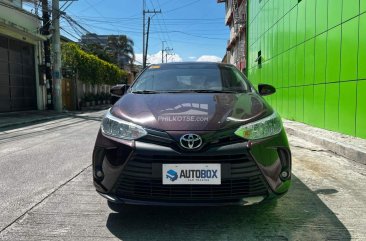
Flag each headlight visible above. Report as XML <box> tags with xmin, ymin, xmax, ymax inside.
<box><xmin>101</xmin><ymin>110</ymin><xmax>147</xmax><ymax>140</ymax></box>
<box><xmin>234</xmin><ymin>112</ymin><xmax>282</xmax><ymax>140</ymax></box>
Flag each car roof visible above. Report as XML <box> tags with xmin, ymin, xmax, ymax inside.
<box><xmin>148</xmin><ymin>61</ymin><xmax>234</xmax><ymax>68</ymax></box>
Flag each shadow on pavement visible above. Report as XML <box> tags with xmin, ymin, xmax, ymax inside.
<box><xmin>106</xmin><ymin>175</ymin><xmax>350</xmax><ymax>241</ymax></box>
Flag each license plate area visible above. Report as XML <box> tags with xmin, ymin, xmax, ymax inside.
<box><xmin>162</xmin><ymin>163</ymin><xmax>221</xmax><ymax>185</ymax></box>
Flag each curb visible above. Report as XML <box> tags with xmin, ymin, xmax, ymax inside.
<box><xmin>0</xmin><ymin>106</ymin><xmax>111</xmax><ymax>130</ymax></box>
<box><xmin>0</xmin><ymin>114</ymin><xmax>68</xmax><ymax>129</ymax></box>
<box><xmin>284</xmin><ymin>120</ymin><xmax>366</xmax><ymax>165</ymax></box>
<box><xmin>0</xmin><ymin>108</ymin><xmax>109</xmax><ymax>130</ymax></box>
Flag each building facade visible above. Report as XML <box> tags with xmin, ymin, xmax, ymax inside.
<box><xmin>81</xmin><ymin>33</ymin><xmax>120</xmax><ymax>46</ymax></box>
<box><xmin>245</xmin><ymin>0</ymin><xmax>366</xmax><ymax>139</ymax></box>
<box><xmin>218</xmin><ymin>0</ymin><xmax>247</xmax><ymax>72</ymax></box>
<box><xmin>0</xmin><ymin>0</ymin><xmax>46</xmax><ymax>112</ymax></box>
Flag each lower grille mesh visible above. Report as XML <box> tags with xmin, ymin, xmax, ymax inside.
<box><xmin>115</xmin><ymin>154</ymin><xmax>268</xmax><ymax>200</ymax></box>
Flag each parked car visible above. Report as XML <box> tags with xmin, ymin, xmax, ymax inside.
<box><xmin>110</xmin><ymin>84</ymin><xmax>129</xmax><ymax>104</ymax></box>
<box><xmin>93</xmin><ymin>62</ymin><xmax>291</xmax><ymax>209</ymax></box>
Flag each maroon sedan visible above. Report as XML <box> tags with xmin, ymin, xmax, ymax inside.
<box><xmin>93</xmin><ymin>62</ymin><xmax>291</xmax><ymax>210</ymax></box>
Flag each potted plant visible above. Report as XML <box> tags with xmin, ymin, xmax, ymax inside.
<box><xmin>84</xmin><ymin>94</ymin><xmax>92</xmax><ymax>107</ymax></box>
<box><xmin>98</xmin><ymin>93</ymin><xmax>103</xmax><ymax>105</ymax></box>
<box><xmin>103</xmin><ymin>93</ymin><xmax>108</xmax><ymax>104</ymax></box>
<box><xmin>95</xmin><ymin>93</ymin><xmax>99</xmax><ymax>105</ymax></box>
<box><xmin>89</xmin><ymin>93</ymin><xmax>95</xmax><ymax>106</ymax></box>
<box><xmin>106</xmin><ymin>93</ymin><xmax>111</xmax><ymax>104</ymax></box>
<box><xmin>101</xmin><ymin>93</ymin><xmax>105</xmax><ymax>105</ymax></box>
<box><xmin>80</xmin><ymin>95</ymin><xmax>86</xmax><ymax>107</ymax></box>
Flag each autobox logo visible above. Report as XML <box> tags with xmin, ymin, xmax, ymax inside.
<box><xmin>166</xmin><ymin>169</ymin><xmax>178</xmax><ymax>182</ymax></box>
<box><xmin>163</xmin><ymin>164</ymin><xmax>221</xmax><ymax>185</ymax></box>
<box><xmin>158</xmin><ymin>103</ymin><xmax>209</xmax><ymax>122</ymax></box>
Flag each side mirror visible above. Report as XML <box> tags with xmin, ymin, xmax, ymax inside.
<box><xmin>258</xmin><ymin>84</ymin><xmax>276</xmax><ymax>96</ymax></box>
<box><xmin>110</xmin><ymin>84</ymin><xmax>130</xmax><ymax>104</ymax></box>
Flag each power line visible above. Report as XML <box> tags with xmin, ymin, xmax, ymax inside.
<box><xmin>148</xmin><ymin>0</ymin><xmax>173</xmax><ymax>56</ymax></box>
<box><xmin>164</xmin><ymin>0</ymin><xmax>202</xmax><ymax>13</ymax></box>
<box><xmin>60</xmin><ymin>26</ymin><xmax>81</xmax><ymax>41</ymax></box>
<box><xmin>72</xmin><ymin>15</ymin><xmax>223</xmax><ymax>21</ymax></box>
<box><xmin>155</xmin><ymin>0</ymin><xmax>174</xmax><ymax>49</ymax></box>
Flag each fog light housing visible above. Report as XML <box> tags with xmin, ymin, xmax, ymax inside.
<box><xmin>278</xmin><ymin>148</ymin><xmax>291</xmax><ymax>181</ymax></box>
<box><xmin>280</xmin><ymin>170</ymin><xmax>289</xmax><ymax>179</ymax></box>
<box><xmin>96</xmin><ymin>170</ymin><xmax>104</xmax><ymax>179</ymax></box>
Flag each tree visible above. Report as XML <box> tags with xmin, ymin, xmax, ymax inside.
<box><xmin>62</xmin><ymin>43</ymin><xmax>127</xmax><ymax>86</ymax></box>
<box><xmin>82</xmin><ymin>43</ymin><xmax>113</xmax><ymax>63</ymax></box>
<box><xmin>105</xmin><ymin>35</ymin><xmax>135</xmax><ymax>68</ymax></box>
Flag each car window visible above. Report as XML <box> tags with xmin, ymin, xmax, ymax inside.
<box><xmin>220</xmin><ymin>66</ymin><xmax>248</xmax><ymax>91</ymax></box>
<box><xmin>131</xmin><ymin>64</ymin><xmax>249</xmax><ymax>92</ymax></box>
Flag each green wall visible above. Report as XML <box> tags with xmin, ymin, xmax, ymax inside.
<box><xmin>247</xmin><ymin>0</ymin><xmax>366</xmax><ymax>138</ymax></box>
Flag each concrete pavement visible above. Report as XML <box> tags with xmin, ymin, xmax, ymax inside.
<box><xmin>0</xmin><ymin>111</ymin><xmax>365</xmax><ymax>240</ymax></box>
<box><xmin>1</xmin><ymin>135</ymin><xmax>365</xmax><ymax>240</ymax></box>
<box><xmin>0</xmin><ymin>110</ymin><xmax>107</xmax><ymax>233</ymax></box>
<box><xmin>0</xmin><ymin>111</ymin><xmax>366</xmax><ymax>241</ymax></box>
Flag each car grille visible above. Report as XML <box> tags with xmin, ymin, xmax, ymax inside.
<box><xmin>139</xmin><ymin>128</ymin><xmax>245</xmax><ymax>152</ymax></box>
<box><xmin>114</xmin><ymin>153</ymin><xmax>269</xmax><ymax>201</ymax></box>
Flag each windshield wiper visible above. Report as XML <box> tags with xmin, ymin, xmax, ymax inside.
<box><xmin>131</xmin><ymin>90</ymin><xmax>245</xmax><ymax>94</ymax></box>
<box><xmin>180</xmin><ymin>89</ymin><xmax>243</xmax><ymax>93</ymax></box>
<box><xmin>131</xmin><ymin>90</ymin><xmax>159</xmax><ymax>94</ymax></box>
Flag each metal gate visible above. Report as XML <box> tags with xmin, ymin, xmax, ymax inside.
<box><xmin>0</xmin><ymin>34</ymin><xmax>37</xmax><ymax>112</ymax></box>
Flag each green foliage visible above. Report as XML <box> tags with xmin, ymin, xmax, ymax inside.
<box><xmin>62</xmin><ymin>43</ymin><xmax>127</xmax><ymax>85</ymax></box>
<box><xmin>82</xmin><ymin>43</ymin><xmax>114</xmax><ymax>63</ymax></box>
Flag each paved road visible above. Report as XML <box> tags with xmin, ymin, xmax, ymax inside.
<box><xmin>0</xmin><ymin>112</ymin><xmax>365</xmax><ymax>240</ymax></box>
<box><xmin>0</xmin><ymin>110</ymin><xmax>105</xmax><ymax>232</ymax></box>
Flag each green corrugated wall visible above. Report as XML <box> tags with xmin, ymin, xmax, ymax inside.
<box><xmin>247</xmin><ymin>0</ymin><xmax>366</xmax><ymax>138</ymax></box>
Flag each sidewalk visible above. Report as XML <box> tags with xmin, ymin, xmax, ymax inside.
<box><xmin>0</xmin><ymin>105</ymin><xmax>110</xmax><ymax>129</ymax></box>
<box><xmin>284</xmin><ymin>119</ymin><xmax>366</xmax><ymax>165</ymax></box>
<box><xmin>0</xmin><ymin>111</ymin><xmax>67</xmax><ymax>129</ymax></box>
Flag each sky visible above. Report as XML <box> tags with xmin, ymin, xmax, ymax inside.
<box><xmin>60</xmin><ymin>0</ymin><xmax>229</xmax><ymax>64</ymax></box>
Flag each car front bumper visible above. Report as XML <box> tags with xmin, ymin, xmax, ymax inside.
<box><xmin>93</xmin><ymin>129</ymin><xmax>291</xmax><ymax>206</ymax></box>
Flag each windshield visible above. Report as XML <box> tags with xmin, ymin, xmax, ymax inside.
<box><xmin>131</xmin><ymin>64</ymin><xmax>249</xmax><ymax>93</ymax></box>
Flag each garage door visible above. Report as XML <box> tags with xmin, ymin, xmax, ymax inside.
<box><xmin>0</xmin><ymin>35</ymin><xmax>37</xmax><ymax>112</ymax></box>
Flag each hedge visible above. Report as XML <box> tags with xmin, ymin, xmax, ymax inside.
<box><xmin>62</xmin><ymin>43</ymin><xmax>127</xmax><ymax>85</ymax></box>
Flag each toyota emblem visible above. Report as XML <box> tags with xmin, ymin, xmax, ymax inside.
<box><xmin>180</xmin><ymin>134</ymin><xmax>203</xmax><ymax>150</ymax></box>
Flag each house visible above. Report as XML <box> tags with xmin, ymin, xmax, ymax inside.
<box><xmin>0</xmin><ymin>0</ymin><xmax>46</xmax><ymax>112</ymax></box>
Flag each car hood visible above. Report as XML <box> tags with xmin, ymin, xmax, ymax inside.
<box><xmin>110</xmin><ymin>92</ymin><xmax>272</xmax><ymax>131</ymax></box>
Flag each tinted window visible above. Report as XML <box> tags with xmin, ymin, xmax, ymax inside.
<box><xmin>132</xmin><ymin>64</ymin><xmax>249</xmax><ymax>92</ymax></box>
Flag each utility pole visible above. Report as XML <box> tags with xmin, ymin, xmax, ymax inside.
<box><xmin>52</xmin><ymin>0</ymin><xmax>63</xmax><ymax>111</ymax></box>
<box><xmin>142</xmin><ymin>0</ymin><xmax>161</xmax><ymax>68</ymax></box>
<box><xmin>165</xmin><ymin>47</ymin><xmax>174</xmax><ymax>63</ymax></box>
<box><xmin>41</xmin><ymin>0</ymin><xmax>53</xmax><ymax>110</ymax></box>
<box><xmin>164</xmin><ymin>47</ymin><xmax>173</xmax><ymax>63</ymax></box>
<box><xmin>161</xmin><ymin>41</ymin><xmax>166</xmax><ymax>63</ymax></box>
<box><xmin>143</xmin><ymin>17</ymin><xmax>151</xmax><ymax>67</ymax></box>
